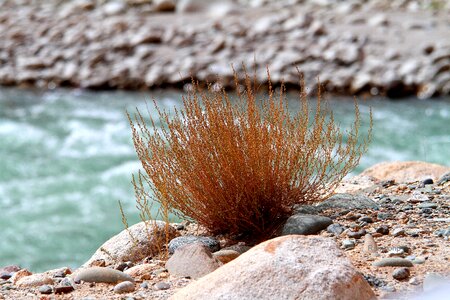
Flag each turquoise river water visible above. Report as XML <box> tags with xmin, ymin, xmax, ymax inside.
<box><xmin>0</xmin><ymin>87</ymin><xmax>449</xmax><ymax>272</ymax></box>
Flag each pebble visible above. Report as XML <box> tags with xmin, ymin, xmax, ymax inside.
<box><xmin>434</xmin><ymin>227</ymin><xmax>450</xmax><ymax>237</ymax></box>
<box><xmin>326</xmin><ymin>223</ymin><xmax>345</xmax><ymax>236</ymax></box>
<box><xmin>422</xmin><ymin>178</ymin><xmax>433</xmax><ymax>185</ymax></box>
<box><xmin>362</xmin><ymin>234</ymin><xmax>378</xmax><ymax>253</ymax></box>
<box><xmin>373</xmin><ymin>258</ymin><xmax>414</xmax><ymax>267</ymax></box>
<box><xmin>55</xmin><ymin>285</ymin><xmax>75</xmax><ymax>294</ymax></box>
<box><xmin>114</xmin><ymin>281</ymin><xmax>135</xmax><ymax>294</ymax></box>
<box><xmin>376</xmin><ymin>225</ymin><xmax>390</xmax><ymax>235</ymax></box>
<box><xmin>409</xmin><ymin>277</ymin><xmax>420</xmax><ymax>285</ymax></box>
<box><xmin>347</xmin><ymin>228</ymin><xmax>366</xmax><ymax>239</ymax></box>
<box><xmin>392</xmin><ymin>228</ymin><xmax>405</xmax><ymax>237</ymax></box>
<box><xmin>408</xmin><ymin>192</ymin><xmax>429</xmax><ymax>203</ymax></box>
<box><xmin>168</xmin><ymin>236</ymin><xmax>220</xmax><ymax>254</ymax></box>
<box><xmin>154</xmin><ymin>282</ymin><xmax>170</xmax><ymax>290</ymax></box>
<box><xmin>140</xmin><ymin>282</ymin><xmax>149</xmax><ymax>289</ymax></box>
<box><xmin>392</xmin><ymin>267</ymin><xmax>410</xmax><ymax>280</ymax></box>
<box><xmin>342</xmin><ymin>239</ymin><xmax>355</xmax><ymax>250</ymax></box>
<box><xmin>363</xmin><ymin>274</ymin><xmax>386</xmax><ymax>288</ymax></box>
<box><xmin>74</xmin><ymin>267</ymin><xmax>134</xmax><ymax>284</ymax></box>
<box><xmin>38</xmin><ymin>284</ymin><xmax>53</xmax><ymax>294</ymax></box>
<box><xmin>388</xmin><ymin>247</ymin><xmax>405</xmax><ymax>257</ymax></box>
<box><xmin>412</xmin><ymin>257</ymin><xmax>426</xmax><ymax>264</ymax></box>
<box><xmin>418</xmin><ymin>202</ymin><xmax>438</xmax><ymax>209</ymax></box>
<box><xmin>358</xmin><ymin>216</ymin><xmax>373</xmax><ymax>223</ymax></box>
<box><xmin>0</xmin><ymin>273</ymin><xmax>10</xmax><ymax>280</ymax></box>
<box><xmin>16</xmin><ymin>273</ymin><xmax>54</xmax><ymax>287</ymax></box>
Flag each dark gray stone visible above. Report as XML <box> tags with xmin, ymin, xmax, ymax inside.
<box><xmin>281</xmin><ymin>214</ymin><xmax>333</xmax><ymax>235</ymax></box>
<box><xmin>422</xmin><ymin>178</ymin><xmax>434</xmax><ymax>185</ymax></box>
<box><xmin>168</xmin><ymin>235</ymin><xmax>220</xmax><ymax>254</ymax></box>
<box><xmin>316</xmin><ymin>194</ymin><xmax>379</xmax><ymax>211</ymax></box>
<box><xmin>373</xmin><ymin>258</ymin><xmax>414</xmax><ymax>267</ymax></box>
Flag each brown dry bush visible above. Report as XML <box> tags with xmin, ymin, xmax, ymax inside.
<box><xmin>128</xmin><ymin>67</ymin><xmax>372</xmax><ymax>241</ymax></box>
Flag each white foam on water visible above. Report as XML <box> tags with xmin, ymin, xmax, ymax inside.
<box><xmin>0</xmin><ymin>120</ymin><xmax>46</xmax><ymax>140</ymax></box>
<box><xmin>100</xmin><ymin>160</ymin><xmax>141</xmax><ymax>181</ymax></box>
<box><xmin>58</xmin><ymin>120</ymin><xmax>134</xmax><ymax>158</ymax></box>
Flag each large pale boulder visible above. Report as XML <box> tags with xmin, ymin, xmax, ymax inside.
<box><xmin>360</xmin><ymin>161</ymin><xmax>450</xmax><ymax>183</ymax></box>
<box><xmin>83</xmin><ymin>221</ymin><xmax>178</xmax><ymax>267</ymax></box>
<box><xmin>170</xmin><ymin>235</ymin><xmax>375</xmax><ymax>300</ymax></box>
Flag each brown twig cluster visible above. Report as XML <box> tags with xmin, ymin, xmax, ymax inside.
<box><xmin>128</xmin><ymin>67</ymin><xmax>372</xmax><ymax>241</ymax></box>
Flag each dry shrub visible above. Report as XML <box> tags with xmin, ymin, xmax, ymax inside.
<box><xmin>128</xmin><ymin>67</ymin><xmax>372</xmax><ymax>241</ymax></box>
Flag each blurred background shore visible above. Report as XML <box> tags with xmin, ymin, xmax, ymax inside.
<box><xmin>0</xmin><ymin>0</ymin><xmax>449</xmax><ymax>98</ymax></box>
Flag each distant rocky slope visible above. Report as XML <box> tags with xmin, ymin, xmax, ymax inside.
<box><xmin>0</xmin><ymin>0</ymin><xmax>449</xmax><ymax>98</ymax></box>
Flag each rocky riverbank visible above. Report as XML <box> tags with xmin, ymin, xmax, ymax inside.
<box><xmin>0</xmin><ymin>161</ymin><xmax>449</xmax><ymax>299</ymax></box>
<box><xmin>0</xmin><ymin>0</ymin><xmax>449</xmax><ymax>98</ymax></box>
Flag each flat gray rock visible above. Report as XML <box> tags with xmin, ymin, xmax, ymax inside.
<box><xmin>74</xmin><ymin>267</ymin><xmax>134</xmax><ymax>284</ymax></box>
<box><xmin>281</xmin><ymin>214</ymin><xmax>333</xmax><ymax>235</ymax></box>
<box><xmin>373</xmin><ymin>258</ymin><xmax>413</xmax><ymax>267</ymax></box>
<box><xmin>168</xmin><ymin>235</ymin><xmax>220</xmax><ymax>254</ymax></box>
<box><xmin>317</xmin><ymin>193</ymin><xmax>379</xmax><ymax>211</ymax></box>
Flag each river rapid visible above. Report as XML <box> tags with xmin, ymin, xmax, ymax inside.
<box><xmin>0</xmin><ymin>87</ymin><xmax>449</xmax><ymax>272</ymax></box>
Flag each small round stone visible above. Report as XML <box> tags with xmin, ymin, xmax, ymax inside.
<box><xmin>114</xmin><ymin>281</ymin><xmax>135</xmax><ymax>294</ymax></box>
<box><xmin>342</xmin><ymin>239</ymin><xmax>355</xmax><ymax>250</ymax></box>
<box><xmin>38</xmin><ymin>284</ymin><xmax>53</xmax><ymax>294</ymax></box>
<box><xmin>376</xmin><ymin>225</ymin><xmax>390</xmax><ymax>235</ymax></box>
<box><xmin>392</xmin><ymin>267</ymin><xmax>410</xmax><ymax>280</ymax></box>
<box><xmin>422</xmin><ymin>178</ymin><xmax>433</xmax><ymax>185</ymax></box>
<box><xmin>154</xmin><ymin>282</ymin><xmax>170</xmax><ymax>290</ymax></box>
